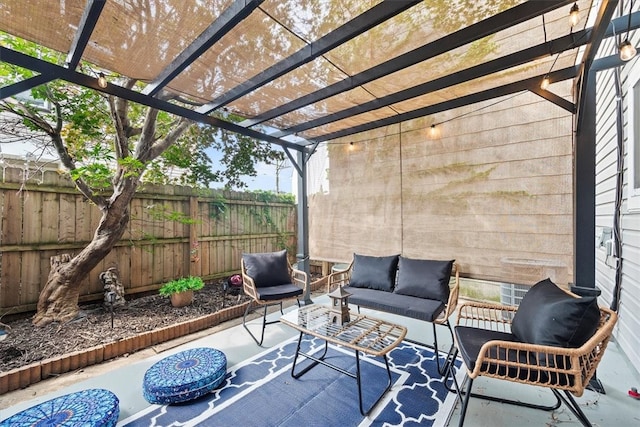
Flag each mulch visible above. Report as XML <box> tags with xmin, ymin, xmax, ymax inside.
<box><xmin>0</xmin><ymin>279</ymin><xmax>249</xmax><ymax>372</ymax></box>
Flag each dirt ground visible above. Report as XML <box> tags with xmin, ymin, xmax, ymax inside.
<box><xmin>0</xmin><ymin>279</ymin><xmax>249</xmax><ymax>373</ymax></box>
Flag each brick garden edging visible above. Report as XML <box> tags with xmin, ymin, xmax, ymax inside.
<box><xmin>0</xmin><ymin>278</ymin><xmax>327</xmax><ymax>395</ymax></box>
<box><xmin>0</xmin><ymin>302</ymin><xmax>250</xmax><ymax>395</ymax></box>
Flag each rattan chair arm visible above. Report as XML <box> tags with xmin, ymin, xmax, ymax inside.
<box><xmin>326</xmin><ymin>261</ymin><xmax>353</xmax><ymax>293</ymax></box>
<box><xmin>241</xmin><ymin>270</ymin><xmax>259</xmax><ymax>301</ymax></box>
<box><xmin>290</xmin><ymin>266</ymin><xmax>308</xmax><ymax>292</ymax></box>
<box><xmin>456</xmin><ymin>301</ymin><xmax>518</xmax><ymax>331</ymax></box>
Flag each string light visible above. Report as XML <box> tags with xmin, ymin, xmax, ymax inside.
<box><xmin>540</xmin><ymin>76</ymin><xmax>550</xmax><ymax>90</ymax></box>
<box><xmin>97</xmin><ymin>72</ymin><xmax>108</xmax><ymax>88</ymax></box>
<box><xmin>429</xmin><ymin>124</ymin><xmax>440</xmax><ymax>139</ymax></box>
<box><xmin>348</xmin><ymin>141</ymin><xmax>355</xmax><ymax>151</ymax></box>
<box><xmin>620</xmin><ymin>40</ymin><xmax>637</xmax><ymax>61</ymax></box>
<box><xmin>619</xmin><ymin>0</ymin><xmax>637</xmax><ymax>61</ymax></box>
<box><xmin>569</xmin><ymin>3</ymin><xmax>580</xmax><ymax>27</ymax></box>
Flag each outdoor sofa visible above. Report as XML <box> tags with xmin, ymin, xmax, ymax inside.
<box><xmin>327</xmin><ymin>253</ymin><xmax>459</xmax><ymax>375</ymax></box>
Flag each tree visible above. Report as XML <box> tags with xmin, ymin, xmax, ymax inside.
<box><xmin>0</xmin><ymin>34</ymin><xmax>285</xmax><ymax>326</ymax></box>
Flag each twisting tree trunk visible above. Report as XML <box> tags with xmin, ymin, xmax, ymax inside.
<box><xmin>33</xmin><ymin>188</ymin><xmax>134</xmax><ymax>326</ymax></box>
<box><xmin>28</xmin><ymin>82</ymin><xmax>192</xmax><ymax>327</ymax></box>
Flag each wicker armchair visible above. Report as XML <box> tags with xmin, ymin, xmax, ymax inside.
<box><xmin>241</xmin><ymin>250</ymin><xmax>307</xmax><ymax>346</ymax></box>
<box><xmin>452</xmin><ymin>291</ymin><xmax>617</xmax><ymax>427</ymax></box>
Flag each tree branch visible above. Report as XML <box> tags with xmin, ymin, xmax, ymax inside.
<box><xmin>147</xmin><ymin>117</ymin><xmax>193</xmax><ymax>161</ymax></box>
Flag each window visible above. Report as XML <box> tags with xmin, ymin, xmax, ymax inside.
<box><xmin>628</xmin><ymin>62</ymin><xmax>640</xmax><ymax>212</ymax></box>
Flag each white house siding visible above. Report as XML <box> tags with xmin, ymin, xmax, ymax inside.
<box><xmin>594</xmin><ymin>19</ymin><xmax>640</xmax><ymax>376</ymax></box>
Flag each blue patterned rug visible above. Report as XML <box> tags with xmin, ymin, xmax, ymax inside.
<box><xmin>119</xmin><ymin>336</ymin><xmax>465</xmax><ymax>427</ymax></box>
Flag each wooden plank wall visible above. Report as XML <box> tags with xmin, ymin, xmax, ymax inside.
<box><xmin>309</xmin><ymin>88</ymin><xmax>574</xmax><ymax>287</ymax></box>
<box><xmin>594</xmin><ymin>31</ymin><xmax>640</xmax><ymax>378</ymax></box>
<box><xmin>0</xmin><ymin>168</ymin><xmax>296</xmax><ymax>315</ymax></box>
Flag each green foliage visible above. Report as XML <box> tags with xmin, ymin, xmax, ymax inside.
<box><xmin>146</xmin><ymin>204</ymin><xmax>197</xmax><ymax>224</ymax></box>
<box><xmin>69</xmin><ymin>164</ymin><xmax>113</xmax><ymax>190</ymax></box>
<box><xmin>118</xmin><ymin>156</ymin><xmax>145</xmax><ymax>178</ymax></box>
<box><xmin>209</xmin><ymin>195</ymin><xmax>227</xmax><ymax>220</ymax></box>
<box><xmin>250</xmin><ymin>190</ymin><xmax>295</xmax><ymax>204</ymax></box>
<box><xmin>158</xmin><ymin>276</ymin><xmax>205</xmax><ymax>296</ymax></box>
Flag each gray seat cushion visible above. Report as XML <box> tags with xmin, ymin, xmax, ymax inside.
<box><xmin>344</xmin><ymin>286</ymin><xmax>445</xmax><ymax>322</ymax></box>
<box><xmin>255</xmin><ymin>284</ymin><xmax>303</xmax><ymax>301</ymax></box>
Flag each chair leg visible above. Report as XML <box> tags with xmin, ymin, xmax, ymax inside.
<box><xmin>457</xmin><ymin>377</ymin><xmax>474</xmax><ymax>427</ymax></box>
<box><xmin>433</xmin><ymin>321</ymin><xmax>456</xmax><ymax>376</ymax></box>
<box><xmin>243</xmin><ymin>302</ymin><xmax>269</xmax><ymax>346</ymax></box>
<box><xmin>243</xmin><ymin>300</ymin><xmax>292</xmax><ymax>346</ymax></box>
<box><xmin>552</xmin><ymin>389</ymin><xmax>593</xmax><ymax>427</ymax></box>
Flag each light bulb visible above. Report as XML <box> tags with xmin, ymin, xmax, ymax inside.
<box><xmin>541</xmin><ymin>76</ymin><xmax>550</xmax><ymax>90</ymax></box>
<box><xmin>429</xmin><ymin>124</ymin><xmax>439</xmax><ymax>139</ymax></box>
<box><xmin>569</xmin><ymin>3</ymin><xmax>580</xmax><ymax>27</ymax></box>
<box><xmin>97</xmin><ymin>72</ymin><xmax>108</xmax><ymax>88</ymax></box>
<box><xmin>619</xmin><ymin>39</ymin><xmax>637</xmax><ymax>61</ymax></box>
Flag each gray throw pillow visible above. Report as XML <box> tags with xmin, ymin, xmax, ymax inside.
<box><xmin>242</xmin><ymin>250</ymin><xmax>291</xmax><ymax>288</ymax></box>
<box><xmin>394</xmin><ymin>257</ymin><xmax>454</xmax><ymax>302</ymax></box>
<box><xmin>511</xmin><ymin>278</ymin><xmax>600</xmax><ymax>348</ymax></box>
<box><xmin>349</xmin><ymin>253</ymin><xmax>399</xmax><ymax>291</ymax></box>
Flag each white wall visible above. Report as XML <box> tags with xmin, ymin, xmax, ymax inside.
<box><xmin>594</xmin><ymin>13</ymin><xmax>640</xmax><ymax>376</ymax></box>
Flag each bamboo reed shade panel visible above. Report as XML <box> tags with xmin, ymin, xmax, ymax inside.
<box><xmin>0</xmin><ymin>0</ymin><xmax>593</xmax><ymax>141</ymax></box>
<box><xmin>309</xmin><ymin>88</ymin><xmax>574</xmax><ymax>286</ymax></box>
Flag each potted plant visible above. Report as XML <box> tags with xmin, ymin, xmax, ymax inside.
<box><xmin>159</xmin><ymin>276</ymin><xmax>205</xmax><ymax>307</ymax></box>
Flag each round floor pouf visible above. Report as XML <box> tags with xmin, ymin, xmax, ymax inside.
<box><xmin>0</xmin><ymin>388</ymin><xmax>119</xmax><ymax>427</ymax></box>
<box><xmin>143</xmin><ymin>347</ymin><xmax>227</xmax><ymax>404</ymax></box>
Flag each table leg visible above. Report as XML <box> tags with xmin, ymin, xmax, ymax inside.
<box><xmin>355</xmin><ymin>351</ymin><xmax>393</xmax><ymax>416</ymax></box>
<box><xmin>290</xmin><ymin>332</ymin><xmax>329</xmax><ymax>379</ymax></box>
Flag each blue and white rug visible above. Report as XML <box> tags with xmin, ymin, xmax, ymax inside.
<box><xmin>119</xmin><ymin>336</ymin><xmax>465</xmax><ymax>427</ymax></box>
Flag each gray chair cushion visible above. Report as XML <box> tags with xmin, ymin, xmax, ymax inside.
<box><xmin>345</xmin><ymin>286</ymin><xmax>445</xmax><ymax>322</ymax></box>
<box><xmin>242</xmin><ymin>250</ymin><xmax>290</xmax><ymax>288</ymax></box>
<box><xmin>349</xmin><ymin>253</ymin><xmax>399</xmax><ymax>291</ymax></box>
<box><xmin>394</xmin><ymin>257</ymin><xmax>454</xmax><ymax>302</ymax></box>
<box><xmin>255</xmin><ymin>284</ymin><xmax>303</xmax><ymax>301</ymax></box>
<box><xmin>511</xmin><ymin>278</ymin><xmax>600</xmax><ymax>348</ymax></box>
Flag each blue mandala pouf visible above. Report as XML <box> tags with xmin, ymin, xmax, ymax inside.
<box><xmin>143</xmin><ymin>347</ymin><xmax>227</xmax><ymax>404</ymax></box>
<box><xmin>0</xmin><ymin>388</ymin><xmax>119</xmax><ymax>427</ymax></box>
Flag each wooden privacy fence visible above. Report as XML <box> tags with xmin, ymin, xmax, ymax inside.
<box><xmin>0</xmin><ymin>167</ymin><xmax>297</xmax><ymax>316</ymax></box>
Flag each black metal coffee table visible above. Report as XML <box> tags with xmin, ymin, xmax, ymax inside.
<box><xmin>280</xmin><ymin>304</ymin><xmax>407</xmax><ymax>415</ymax></box>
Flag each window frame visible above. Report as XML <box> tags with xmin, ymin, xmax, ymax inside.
<box><xmin>627</xmin><ymin>60</ymin><xmax>640</xmax><ymax>212</ymax></box>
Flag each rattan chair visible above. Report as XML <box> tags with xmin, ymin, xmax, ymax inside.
<box><xmin>241</xmin><ymin>250</ymin><xmax>307</xmax><ymax>346</ymax></box>
<box><xmin>451</xmin><ymin>287</ymin><xmax>618</xmax><ymax>427</ymax></box>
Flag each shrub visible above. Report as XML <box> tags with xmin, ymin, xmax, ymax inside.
<box><xmin>159</xmin><ymin>276</ymin><xmax>205</xmax><ymax>296</ymax></box>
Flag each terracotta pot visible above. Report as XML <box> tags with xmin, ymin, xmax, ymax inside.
<box><xmin>170</xmin><ymin>290</ymin><xmax>193</xmax><ymax>307</ymax></box>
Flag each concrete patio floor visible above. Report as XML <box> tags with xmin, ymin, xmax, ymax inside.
<box><xmin>1</xmin><ymin>293</ymin><xmax>639</xmax><ymax>426</ymax></box>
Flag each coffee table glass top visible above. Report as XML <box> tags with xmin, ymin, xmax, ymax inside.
<box><xmin>281</xmin><ymin>304</ymin><xmax>407</xmax><ymax>357</ymax></box>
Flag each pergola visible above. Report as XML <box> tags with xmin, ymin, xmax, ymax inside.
<box><xmin>1</xmin><ymin>0</ymin><xmax>637</xmax><ymax>297</ymax></box>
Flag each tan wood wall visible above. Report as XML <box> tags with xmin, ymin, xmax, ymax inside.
<box><xmin>0</xmin><ymin>167</ymin><xmax>296</xmax><ymax>315</ymax></box>
<box><xmin>309</xmin><ymin>87</ymin><xmax>574</xmax><ymax>287</ymax></box>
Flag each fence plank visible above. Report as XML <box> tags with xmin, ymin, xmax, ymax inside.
<box><xmin>1</xmin><ymin>169</ymin><xmax>296</xmax><ymax>316</ymax></box>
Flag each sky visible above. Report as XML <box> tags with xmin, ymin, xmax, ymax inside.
<box><xmin>243</xmin><ymin>159</ymin><xmax>293</xmax><ymax>193</ymax></box>
<box><xmin>205</xmin><ymin>147</ymin><xmax>293</xmax><ymax>194</ymax></box>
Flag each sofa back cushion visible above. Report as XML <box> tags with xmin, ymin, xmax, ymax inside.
<box><xmin>349</xmin><ymin>253</ymin><xmax>399</xmax><ymax>291</ymax></box>
<box><xmin>242</xmin><ymin>250</ymin><xmax>291</xmax><ymax>288</ymax></box>
<box><xmin>394</xmin><ymin>257</ymin><xmax>454</xmax><ymax>302</ymax></box>
<box><xmin>511</xmin><ymin>278</ymin><xmax>600</xmax><ymax>348</ymax></box>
